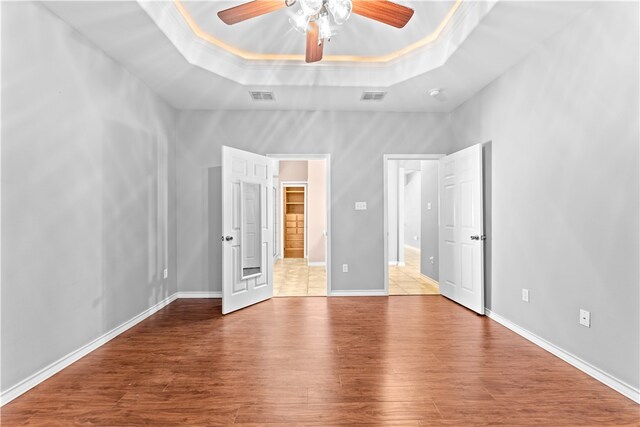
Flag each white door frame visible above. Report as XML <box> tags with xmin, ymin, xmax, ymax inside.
<box><xmin>383</xmin><ymin>154</ymin><xmax>444</xmax><ymax>295</ymax></box>
<box><xmin>280</xmin><ymin>181</ymin><xmax>308</xmax><ymax>259</ymax></box>
<box><xmin>267</xmin><ymin>154</ymin><xmax>331</xmax><ymax>297</ymax></box>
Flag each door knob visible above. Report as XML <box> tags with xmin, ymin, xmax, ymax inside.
<box><xmin>221</xmin><ymin>235</ymin><xmax>233</xmax><ymax>242</ymax></box>
<box><xmin>470</xmin><ymin>235</ymin><xmax>486</xmax><ymax>241</ymax></box>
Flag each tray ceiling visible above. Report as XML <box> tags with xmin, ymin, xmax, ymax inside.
<box><xmin>42</xmin><ymin>1</ymin><xmax>593</xmax><ymax>112</ymax></box>
<box><xmin>178</xmin><ymin>0</ymin><xmax>459</xmax><ymax>58</ymax></box>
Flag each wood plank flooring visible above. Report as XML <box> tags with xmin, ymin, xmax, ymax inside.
<box><xmin>3</xmin><ymin>297</ymin><xmax>638</xmax><ymax>426</ymax></box>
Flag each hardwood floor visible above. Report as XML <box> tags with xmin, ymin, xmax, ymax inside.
<box><xmin>3</xmin><ymin>297</ymin><xmax>638</xmax><ymax>425</ymax></box>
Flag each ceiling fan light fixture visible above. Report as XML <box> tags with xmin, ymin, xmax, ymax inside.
<box><xmin>299</xmin><ymin>0</ymin><xmax>323</xmax><ymax>16</ymax></box>
<box><xmin>289</xmin><ymin>9</ymin><xmax>310</xmax><ymax>33</ymax></box>
<box><xmin>328</xmin><ymin>0</ymin><xmax>352</xmax><ymax>25</ymax></box>
<box><xmin>215</xmin><ymin>0</ymin><xmax>415</xmax><ymax>63</ymax></box>
<box><xmin>317</xmin><ymin>13</ymin><xmax>333</xmax><ymax>40</ymax></box>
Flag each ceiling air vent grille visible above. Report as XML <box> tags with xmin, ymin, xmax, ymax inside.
<box><xmin>361</xmin><ymin>91</ymin><xmax>386</xmax><ymax>101</ymax></box>
<box><xmin>249</xmin><ymin>91</ymin><xmax>275</xmax><ymax>101</ymax></box>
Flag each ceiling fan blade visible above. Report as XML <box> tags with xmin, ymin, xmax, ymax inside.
<box><xmin>218</xmin><ymin>1</ymin><xmax>286</xmax><ymax>25</ymax></box>
<box><xmin>305</xmin><ymin>22</ymin><xmax>323</xmax><ymax>63</ymax></box>
<box><xmin>352</xmin><ymin>0</ymin><xmax>414</xmax><ymax>28</ymax></box>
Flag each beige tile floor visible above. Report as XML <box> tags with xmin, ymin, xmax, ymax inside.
<box><xmin>389</xmin><ymin>247</ymin><xmax>440</xmax><ymax>295</ymax></box>
<box><xmin>273</xmin><ymin>249</ymin><xmax>437</xmax><ymax>297</ymax></box>
<box><xmin>274</xmin><ymin>258</ymin><xmax>327</xmax><ymax>297</ymax></box>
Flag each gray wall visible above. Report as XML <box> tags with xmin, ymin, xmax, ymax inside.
<box><xmin>176</xmin><ymin>111</ymin><xmax>454</xmax><ymax>293</ymax></box>
<box><xmin>1</xmin><ymin>2</ymin><xmax>177</xmax><ymax>392</ymax></box>
<box><xmin>420</xmin><ymin>161</ymin><xmax>439</xmax><ymax>280</ymax></box>
<box><xmin>207</xmin><ymin>167</ymin><xmax>222</xmax><ymax>295</ymax></box>
<box><xmin>450</xmin><ymin>2</ymin><xmax>639</xmax><ymax>389</ymax></box>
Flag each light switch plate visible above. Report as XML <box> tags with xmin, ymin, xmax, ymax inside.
<box><xmin>355</xmin><ymin>202</ymin><xmax>367</xmax><ymax>210</ymax></box>
<box><xmin>342</xmin><ymin>264</ymin><xmax>349</xmax><ymax>273</ymax></box>
<box><xmin>522</xmin><ymin>289</ymin><xmax>529</xmax><ymax>302</ymax></box>
<box><xmin>163</xmin><ymin>269</ymin><xmax>168</xmax><ymax>279</ymax></box>
<box><xmin>427</xmin><ymin>202</ymin><xmax>432</xmax><ymax>210</ymax></box>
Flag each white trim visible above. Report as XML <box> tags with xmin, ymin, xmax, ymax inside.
<box><xmin>485</xmin><ymin>308</ymin><xmax>640</xmax><ymax>404</ymax></box>
<box><xmin>420</xmin><ymin>274</ymin><xmax>439</xmax><ymax>288</ymax></box>
<box><xmin>388</xmin><ymin>261</ymin><xmax>405</xmax><ymax>267</ymax></box>
<box><xmin>0</xmin><ymin>4</ymin><xmax>3</xmax><ymax>403</ymax></box>
<box><xmin>383</xmin><ymin>154</ymin><xmax>445</xmax><ymax>296</ymax></box>
<box><xmin>0</xmin><ymin>293</ymin><xmax>178</xmax><ymax>406</ymax></box>
<box><xmin>307</xmin><ymin>261</ymin><xmax>326</xmax><ymax>267</ymax></box>
<box><xmin>177</xmin><ymin>291</ymin><xmax>222</xmax><ymax>298</ymax></box>
<box><xmin>330</xmin><ymin>289</ymin><xmax>387</xmax><ymax>297</ymax></box>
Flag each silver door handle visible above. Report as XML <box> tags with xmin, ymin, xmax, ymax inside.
<box><xmin>470</xmin><ymin>235</ymin><xmax>486</xmax><ymax>241</ymax></box>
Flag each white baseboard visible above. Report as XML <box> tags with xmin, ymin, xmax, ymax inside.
<box><xmin>307</xmin><ymin>261</ymin><xmax>326</xmax><ymax>267</ymax></box>
<box><xmin>0</xmin><ymin>293</ymin><xmax>178</xmax><ymax>406</ymax></box>
<box><xmin>176</xmin><ymin>291</ymin><xmax>222</xmax><ymax>298</ymax></box>
<box><xmin>420</xmin><ymin>274</ymin><xmax>439</xmax><ymax>287</ymax></box>
<box><xmin>330</xmin><ymin>289</ymin><xmax>387</xmax><ymax>297</ymax></box>
<box><xmin>388</xmin><ymin>261</ymin><xmax>405</xmax><ymax>267</ymax></box>
<box><xmin>485</xmin><ymin>308</ymin><xmax>640</xmax><ymax>404</ymax></box>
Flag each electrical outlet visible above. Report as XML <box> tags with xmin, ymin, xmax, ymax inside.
<box><xmin>429</xmin><ymin>256</ymin><xmax>434</xmax><ymax>264</ymax></box>
<box><xmin>579</xmin><ymin>309</ymin><xmax>591</xmax><ymax>328</ymax></box>
<box><xmin>342</xmin><ymin>264</ymin><xmax>349</xmax><ymax>273</ymax></box>
<box><xmin>355</xmin><ymin>202</ymin><xmax>367</xmax><ymax>210</ymax></box>
<box><xmin>427</xmin><ymin>202</ymin><xmax>432</xmax><ymax>210</ymax></box>
<box><xmin>163</xmin><ymin>268</ymin><xmax>168</xmax><ymax>279</ymax></box>
<box><xmin>522</xmin><ymin>289</ymin><xmax>529</xmax><ymax>302</ymax></box>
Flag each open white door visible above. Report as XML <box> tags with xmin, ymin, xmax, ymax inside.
<box><xmin>222</xmin><ymin>146</ymin><xmax>273</xmax><ymax>315</ymax></box>
<box><xmin>438</xmin><ymin>143</ymin><xmax>485</xmax><ymax>314</ymax></box>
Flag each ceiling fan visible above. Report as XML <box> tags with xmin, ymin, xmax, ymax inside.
<box><xmin>217</xmin><ymin>0</ymin><xmax>415</xmax><ymax>63</ymax></box>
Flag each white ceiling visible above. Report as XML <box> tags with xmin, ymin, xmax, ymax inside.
<box><xmin>43</xmin><ymin>1</ymin><xmax>592</xmax><ymax>112</ymax></box>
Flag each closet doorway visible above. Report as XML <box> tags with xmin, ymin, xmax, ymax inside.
<box><xmin>282</xmin><ymin>184</ymin><xmax>307</xmax><ymax>259</ymax></box>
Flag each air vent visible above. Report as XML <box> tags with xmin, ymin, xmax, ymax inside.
<box><xmin>361</xmin><ymin>91</ymin><xmax>386</xmax><ymax>101</ymax></box>
<box><xmin>249</xmin><ymin>91</ymin><xmax>275</xmax><ymax>101</ymax></box>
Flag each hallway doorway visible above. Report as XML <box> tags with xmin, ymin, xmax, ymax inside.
<box><xmin>384</xmin><ymin>155</ymin><xmax>442</xmax><ymax>296</ymax></box>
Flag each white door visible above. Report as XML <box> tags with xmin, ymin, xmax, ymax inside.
<box><xmin>438</xmin><ymin>143</ymin><xmax>485</xmax><ymax>314</ymax></box>
<box><xmin>222</xmin><ymin>146</ymin><xmax>273</xmax><ymax>315</ymax></box>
